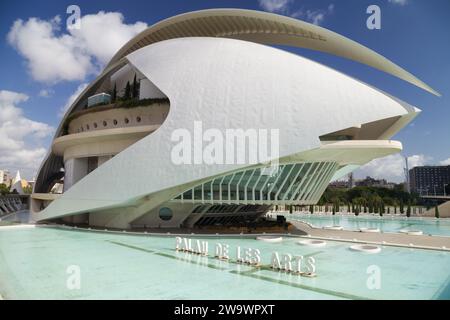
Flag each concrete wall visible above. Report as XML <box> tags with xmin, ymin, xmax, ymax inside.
<box><xmin>423</xmin><ymin>201</ymin><xmax>450</xmax><ymax>218</ymax></box>
<box><xmin>130</xmin><ymin>202</ymin><xmax>196</xmax><ymax>228</ymax></box>
<box><xmin>68</xmin><ymin>104</ymin><xmax>169</xmax><ymax>134</ymax></box>
<box><xmin>64</xmin><ymin>158</ymin><xmax>88</xmax><ymax>192</ymax></box>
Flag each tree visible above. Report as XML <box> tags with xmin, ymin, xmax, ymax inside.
<box><xmin>332</xmin><ymin>205</ymin><xmax>336</xmax><ymax>215</ymax></box>
<box><xmin>112</xmin><ymin>82</ymin><xmax>117</xmax><ymax>102</ymax></box>
<box><xmin>23</xmin><ymin>185</ymin><xmax>32</xmax><ymax>194</ymax></box>
<box><xmin>406</xmin><ymin>202</ymin><xmax>411</xmax><ymax>217</ymax></box>
<box><xmin>132</xmin><ymin>73</ymin><xmax>139</xmax><ymax>99</ymax></box>
<box><xmin>0</xmin><ymin>183</ymin><xmax>10</xmax><ymax>195</ymax></box>
<box><xmin>435</xmin><ymin>205</ymin><xmax>440</xmax><ymax>219</ymax></box>
<box><xmin>124</xmin><ymin>81</ymin><xmax>131</xmax><ymax>100</ymax></box>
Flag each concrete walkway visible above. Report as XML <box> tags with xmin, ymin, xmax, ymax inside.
<box><xmin>290</xmin><ymin>220</ymin><xmax>450</xmax><ymax>251</ymax></box>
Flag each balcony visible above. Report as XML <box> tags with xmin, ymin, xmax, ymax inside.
<box><xmin>62</xmin><ymin>98</ymin><xmax>169</xmax><ymax>136</ymax></box>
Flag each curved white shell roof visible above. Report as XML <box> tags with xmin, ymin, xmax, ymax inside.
<box><xmin>33</xmin><ymin>8</ymin><xmax>438</xmax><ymax>196</ymax></box>
<box><xmin>107</xmin><ymin>8</ymin><xmax>439</xmax><ymax>96</ymax></box>
<box><xmin>36</xmin><ymin>37</ymin><xmax>418</xmax><ymax>221</ymax></box>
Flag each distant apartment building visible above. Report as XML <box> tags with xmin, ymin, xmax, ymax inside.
<box><xmin>409</xmin><ymin>165</ymin><xmax>450</xmax><ymax>195</ymax></box>
<box><xmin>0</xmin><ymin>170</ymin><xmax>11</xmax><ymax>186</ymax></box>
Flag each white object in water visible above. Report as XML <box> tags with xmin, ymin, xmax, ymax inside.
<box><xmin>359</xmin><ymin>227</ymin><xmax>381</xmax><ymax>233</ymax></box>
<box><xmin>256</xmin><ymin>236</ymin><xmax>283</xmax><ymax>243</ymax></box>
<box><xmin>349</xmin><ymin>244</ymin><xmax>381</xmax><ymax>254</ymax></box>
<box><xmin>323</xmin><ymin>225</ymin><xmax>343</xmax><ymax>231</ymax></box>
<box><xmin>298</xmin><ymin>239</ymin><xmax>327</xmax><ymax>247</ymax></box>
<box><xmin>399</xmin><ymin>229</ymin><xmax>423</xmax><ymax>236</ymax></box>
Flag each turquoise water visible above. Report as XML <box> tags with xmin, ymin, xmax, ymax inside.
<box><xmin>1</xmin><ymin>226</ymin><xmax>449</xmax><ymax>300</ymax></box>
<box><xmin>287</xmin><ymin>214</ymin><xmax>450</xmax><ymax>237</ymax></box>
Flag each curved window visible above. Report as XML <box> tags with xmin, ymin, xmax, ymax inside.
<box><xmin>103</xmin><ymin>121</ymin><xmax>107</xmax><ymax>127</ymax></box>
<box><xmin>136</xmin><ymin>116</ymin><xmax>141</xmax><ymax>123</ymax></box>
<box><xmin>113</xmin><ymin>119</ymin><xmax>118</xmax><ymax>126</ymax></box>
<box><xmin>159</xmin><ymin>207</ymin><xmax>173</xmax><ymax>221</ymax></box>
<box><xmin>124</xmin><ymin>118</ymin><xmax>129</xmax><ymax>124</ymax></box>
<box><xmin>86</xmin><ymin>124</ymin><xmax>90</xmax><ymax>130</ymax></box>
<box><xmin>93</xmin><ymin>122</ymin><xmax>97</xmax><ymax>128</ymax></box>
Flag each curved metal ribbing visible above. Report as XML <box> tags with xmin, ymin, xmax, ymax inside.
<box><xmin>172</xmin><ymin>162</ymin><xmax>338</xmax><ymax>206</ymax></box>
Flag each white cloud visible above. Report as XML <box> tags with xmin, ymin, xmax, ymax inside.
<box><xmin>440</xmin><ymin>158</ymin><xmax>450</xmax><ymax>165</ymax></box>
<box><xmin>0</xmin><ymin>90</ymin><xmax>54</xmax><ymax>180</ymax></box>
<box><xmin>38</xmin><ymin>89</ymin><xmax>54</xmax><ymax>98</ymax></box>
<box><xmin>353</xmin><ymin>153</ymin><xmax>430</xmax><ymax>183</ymax></box>
<box><xmin>258</xmin><ymin>0</ymin><xmax>293</xmax><ymax>13</ymax></box>
<box><xmin>388</xmin><ymin>0</ymin><xmax>409</xmax><ymax>6</ymax></box>
<box><xmin>59</xmin><ymin>83</ymin><xmax>88</xmax><ymax>118</ymax></box>
<box><xmin>259</xmin><ymin>0</ymin><xmax>335</xmax><ymax>26</ymax></box>
<box><xmin>292</xmin><ymin>4</ymin><xmax>335</xmax><ymax>25</ymax></box>
<box><xmin>8</xmin><ymin>11</ymin><xmax>147</xmax><ymax>83</ymax></box>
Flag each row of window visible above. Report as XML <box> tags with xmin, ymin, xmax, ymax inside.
<box><xmin>76</xmin><ymin>116</ymin><xmax>143</xmax><ymax>133</ymax></box>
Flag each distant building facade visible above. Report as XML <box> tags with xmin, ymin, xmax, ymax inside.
<box><xmin>0</xmin><ymin>170</ymin><xmax>11</xmax><ymax>187</ymax></box>
<box><xmin>409</xmin><ymin>166</ymin><xmax>450</xmax><ymax>195</ymax></box>
<box><xmin>355</xmin><ymin>176</ymin><xmax>396</xmax><ymax>189</ymax></box>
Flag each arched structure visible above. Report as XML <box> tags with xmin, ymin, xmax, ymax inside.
<box><xmin>31</xmin><ymin>9</ymin><xmax>437</xmax><ymax>230</ymax></box>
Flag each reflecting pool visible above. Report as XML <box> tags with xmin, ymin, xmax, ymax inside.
<box><xmin>1</xmin><ymin>226</ymin><xmax>449</xmax><ymax>299</ymax></box>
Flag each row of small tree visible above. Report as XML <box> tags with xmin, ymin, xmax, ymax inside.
<box><xmin>111</xmin><ymin>74</ymin><xmax>140</xmax><ymax>102</ymax></box>
<box><xmin>305</xmin><ymin>201</ymin><xmax>440</xmax><ymax>218</ymax></box>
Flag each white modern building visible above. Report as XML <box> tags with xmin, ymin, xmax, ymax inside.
<box><xmin>31</xmin><ymin>9</ymin><xmax>438</xmax><ymax>229</ymax></box>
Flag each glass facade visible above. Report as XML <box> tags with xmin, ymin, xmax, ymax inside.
<box><xmin>173</xmin><ymin>162</ymin><xmax>339</xmax><ymax>205</ymax></box>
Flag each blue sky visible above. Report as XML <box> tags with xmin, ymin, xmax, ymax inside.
<box><xmin>0</xmin><ymin>0</ymin><xmax>449</xmax><ymax>181</ymax></box>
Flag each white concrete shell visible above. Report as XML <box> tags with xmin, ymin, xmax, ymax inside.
<box><xmin>31</xmin><ymin>9</ymin><xmax>435</xmax><ymax>229</ymax></box>
<box><xmin>34</xmin><ymin>36</ymin><xmax>418</xmax><ymax>226</ymax></box>
<box><xmin>107</xmin><ymin>8</ymin><xmax>439</xmax><ymax>96</ymax></box>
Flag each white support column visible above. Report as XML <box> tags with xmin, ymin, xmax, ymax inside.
<box><xmin>267</xmin><ymin>166</ymin><xmax>286</xmax><ymax>201</ymax></box>
<box><xmin>259</xmin><ymin>172</ymin><xmax>273</xmax><ymax>204</ymax></box>
<box><xmin>219</xmin><ymin>175</ymin><xmax>226</xmax><ymax>204</ymax></box>
<box><xmin>244</xmin><ymin>169</ymin><xmax>257</xmax><ymax>204</ymax></box>
<box><xmin>296</xmin><ymin>162</ymin><xmax>323</xmax><ymax>202</ymax></box>
<box><xmin>210</xmin><ymin>180</ymin><xmax>214</xmax><ymax>204</ymax></box>
<box><xmin>235</xmin><ymin>171</ymin><xmax>246</xmax><ymax>202</ymax></box>
<box><xmin>281</xmin><ymin>163</ymin><xmax>305</xmax><ymax>201</ymax></box>
<box><xmin>304</xmin><ymin>162</ymin><xmax>332</xmax><ymax>202</ymax></box>
<box><xmin>289</xmin><ymin>163</ymin><xmax>315</xmax><ymax>202</ymax></box>
<box><xmin>227</xmin><ymin>173</ymin><xmax>236</xmax><ymax>204</ymax></box>
<box><xmin>252</xmin><ymin>170</ymin><xmax>264</xmax><ymax>204</ymax></box>
<box><xmin>274</xmin><ymin>164</ymin><xmax>296</xmax><ymax>201</ymax></box>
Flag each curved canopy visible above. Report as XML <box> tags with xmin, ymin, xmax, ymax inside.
<box><xmin>107</xmin><ymin>8</ymin><xmax>439</xmax><ymax>96</ymax></box>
